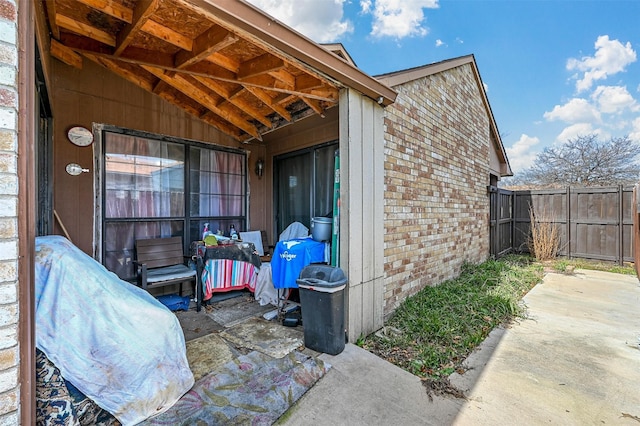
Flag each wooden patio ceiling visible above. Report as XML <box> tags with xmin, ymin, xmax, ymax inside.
<box><xmin>43</xmin><ymin>0</ymin><xmax>343</xmax><ymax>142</ymax></box>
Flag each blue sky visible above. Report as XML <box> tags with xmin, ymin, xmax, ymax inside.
<box><xmin>246</xmin><ymin>0</ymin><xmax>640</xmax><ymax>177</ymax></box>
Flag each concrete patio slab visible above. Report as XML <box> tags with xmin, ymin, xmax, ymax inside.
<box><xmin>279</xmin><ymin>269</ymin><xmax>640</xmax><ymax>425</ymax></box>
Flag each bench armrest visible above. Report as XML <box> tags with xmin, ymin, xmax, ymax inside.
<box><xmin>132</xmin><ymin>261</ymin><xmax>148</xmax><ymax>289</ymax></box>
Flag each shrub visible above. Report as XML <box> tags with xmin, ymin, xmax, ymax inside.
<box><xmin>527</xmin><ymin>205</ymin><xmax>560</xmax><ymax>261</ymax></box>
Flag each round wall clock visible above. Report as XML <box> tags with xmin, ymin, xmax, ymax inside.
<box><xmin>67</xmin><ymin>126</ymin><xmax>94</xmax><ymax>147</ymax></box>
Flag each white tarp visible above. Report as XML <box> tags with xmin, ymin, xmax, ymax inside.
<box><xmin>35</xmin><ymin>236</ymin><xmax>194</xmax><ymax>425</ymax></box>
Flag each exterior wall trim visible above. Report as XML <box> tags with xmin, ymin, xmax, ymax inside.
<box><xmin>17</xmin><ymin>0</ymin><xmax>36</xmax><ymax>422</ymax></box>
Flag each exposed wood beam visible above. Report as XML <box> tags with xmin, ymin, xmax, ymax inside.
<box><xmin>175</xmin><ymin>26</ymin><xmax>238</xmax><ymax>69</ymax></box>
<box><xmin>177</xmin><ymin>0</ymin><xmax>343</xmax><ymax>88</ymax></box>
<box><xmin>59</xmin><ymin>33</ymin><xmax>175</xmax><ymax>69</ymax></box>
<box><xmin>84</xmin><ymin>53</ymin><xmax>154</xmax><ymax>91</ymax></box>
<box><xmin>186</xmin><ymin>61</ymin><xmax>236</xmax><ymax>80</ymax></box>
<box><xmin>50</xmin><ymin>39</ymin><xmax>83</xmax><ymax>69</ymax></box>
<box><xmin>301</xmin><ymin>97</ymin><xmax>325</xmax><ymax>116</ymax></box>
<box><xmin>268</xmin><ymin>69</ymin><xmax>295</xmax><ymax>88</ymax></box>
<box><xmin>274</xmin><ymin>93</ymin><xmax>296</xmax><ymax>106</ymax></box>
<box><xmin>296</xmin><ymin>73</ymin><xmax>324</xmax><ymax>91</ymax></box>
<box><xmin>141</xmin><ymin>19</ymin><xmax>193</xmax><ymax>51</ymax></box>
<box><xmin>119</xmin><ymin>46</ymin><xmax>175</xmax><ymax>69</ymax></box>
<box><xmin>115</xmin><ymin>0</ymin><xmax>159</xmax><ymax>56</ymax></box>
<box><xmin>59</xmin><ymin>32</ymin><xmax>113</xmax><ymax>54</ymax></box>
<box><xmin>244</xmin><ymin>86</ymin><xmax>292</xmax><ymax>121</ymax></box>
<box><xmin>56</xmin><ymin>40</ymin><xmax>339</xmax><ymax>103</ymax></box>
<box><xmin>193</xmin><ymin>76</ymin><xmax>272</xmax><ymax>128</ymax></box>
<box><xmin>75</xmin><ymin>0</ymin><xmax>133</xmax><ymax>23</ymax></box>
<box><xmin>307</xmin><ymin>86</ymin><xmax>339</xmax><ymax>100</ymax></box>
<box><xmin>55</xmin><ymin>13</ymin><xmax>116</xmax><ymax>46</ymax></box>
<box><xmin>227</xmin><ymin>86</ymin><xmax>244</xmax><ymax>99</ymax></box>
<box><xmin>142</xmin><ymin>65</ymin><xmax>262</xmax><ymax>140</ymax></box>
<box><xmin>44</xmin><ymin>0</ymin><xmax>60</xmax><ymax>39</ymax></box>
<box><xmin>238</xmin><ymin>53</ymin><xmax>284</xmax><ymax>80</ymax></box>
<box><xmin>206</xmin><ymin>52</ymin><xmax>239</xmax><ymax>72</ymax></box>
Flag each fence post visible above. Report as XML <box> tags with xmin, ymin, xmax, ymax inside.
<box><xmin>566</xmin><ymin>186</ymin><xmax>571</xmax><ymax>260</ymax></box>
<box><xmin>488</xmin><ymin>185</ymin><xmax>497</xmax><ymax>258</ymax></box>
<box><xmin>618</xmin><ymin>185</ymin><xmax>623</xmax><ymax>266</ymax></box>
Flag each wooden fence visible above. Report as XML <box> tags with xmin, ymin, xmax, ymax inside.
<box><xmin>634</xmin><ymin>184</ymin><xmax>640</xmax><ymax>275</ymax></box>
<box><xmin>490</xmin><ymin>185</ymin><xmax>634</xmax><ymax>265</ymax></box>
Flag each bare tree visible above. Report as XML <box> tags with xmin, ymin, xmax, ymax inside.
<box><xmin>517</xmin><ymin>134</ymin><xmax>640</xmax><ymax>187</ymax></box>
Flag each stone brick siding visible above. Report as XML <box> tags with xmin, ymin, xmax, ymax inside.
<box><xmin>0</xmin><ymin>0</ymin><xmax>19</xmax><ymax>423</ymax></box>
<box><xmin>383</xmin><ymin>64</ymin><xmax>491</xmax><ymax>316</ymax></box>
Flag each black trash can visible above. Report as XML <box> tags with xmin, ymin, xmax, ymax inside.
<box><xmin>296</xmin><ymin>265</ymin><xmax>347</xmax><ymax>355</ymax></box>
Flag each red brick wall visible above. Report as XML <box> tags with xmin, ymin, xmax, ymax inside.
<box><xmin>383</xmin><ymin>64</ymin><xmax>491</xmax><ymax>316</ymax></box>
<box><xmin>0</xmin><ymin>0</ymin><xmax>20</xmax><ymax>422</ymax></box>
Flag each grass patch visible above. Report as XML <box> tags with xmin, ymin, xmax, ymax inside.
<box><xmin>550</xmin><ymin>258</ymin><xmax>635</xmax><ymax>275</ymax></box>
<box><xmin>360</xmin><ymin>255</ymin><xmax>543</xmax><ymax>380</ymax></box>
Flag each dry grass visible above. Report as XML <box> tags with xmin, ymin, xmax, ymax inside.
<box><xmin>528</xmin><ymin>205</ymin><xmax>561</xmax><ymax>261</ymax></box>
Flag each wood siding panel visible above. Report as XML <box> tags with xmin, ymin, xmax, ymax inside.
<box><xmin>343</xmin><ymin>89</ymin><xmax>385</xmax><ymax>341</ymax></box>
<box><xmin>51</xmin><ymin>59</ymin><xmax>236</xmax><ymax>255</ymax></box>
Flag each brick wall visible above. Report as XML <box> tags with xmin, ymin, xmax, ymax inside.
<box><xmin>0</xmin><ymin>0</ymin><xmax>19</xmax><ymax>422</ymax></box>
<box><xmin>383</xmin><ymin>64</ymin><xmax>491</xmax><ymax>316</ymax></box>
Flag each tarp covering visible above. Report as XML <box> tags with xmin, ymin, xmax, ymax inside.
<box><xmin>35</xmin><ymin>236</ymin><xmax>194</xmax><ymax>425</ymax></box>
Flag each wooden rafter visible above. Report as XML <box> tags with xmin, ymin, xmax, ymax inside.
<box><xmin>115</xmin><ymin>0</ymin><xmax>159</xmax><ymax>56</ymax></box>
<box><xmin>45</xmin><ymin>0</ymin><xmax>60</xmax><ymax>39</ymax></box>
<box><xmin>45</xmin><ymin>0</ymin><xmax>346</xmax><ymax>141</ymax></box>
<box><xmin>142</xmin><ymin>65</ymin><xmax>262</xmax><ymax>140</ymax></box>
<box><xmin>50</xmin><ymin>39</ymin><xmax>83</xmax><ymax>69</ymax></box>
<box><xmin>268</xmin><ymin>69</ymin><xmax>295</xmax><ymax>88</ymax></box>
<box><xmin>238</xmin><ymin>53</ymin><xmax>285</xmax><ymax>80</ymax></box>
<box><xmin>57</xmin><ymin>40</ymin><xmax>339</xmax><ymax>103</ymax></box>
<box><xmin>206</xmin><ymin>51</ymin><xmax>240</xmax><ymax>72</ymax></box>
<box><xmin>75</xmin><ymin>0</ymin><xmax>133</xmax><ymax>23</ymax></box>
<box><xmin>193</xmin><ymin>76</ymin><xmax>273</xmax><ymax>128</ymax></box>
<box><xmin>56</xmin><ymin>13</ymin><xmax>116</xmax><ymax>46</ymax></box>
<box><xmin>301</xmin><ymin>97</ymin><xmax>325</xmax><ymax>116</ymax></box>
<box><xmin>175</xmin><ymin>26</ymin><xmax>238</xmax><ymax>69</ymax></box>
<box><xmin>141</xmin><ymin>19</ymin><xmax>193</xmax><ymax>51</ymax></box>
<box><xmin>244</xmin><ymin>86</ymin><xmax>292</xmax><ymax>121</ymax></box>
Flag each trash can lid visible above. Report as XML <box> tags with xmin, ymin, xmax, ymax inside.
<box><xmin>296</xmin><ymin>278</ymin><xmax>346</xmax><ymax>293</ymax></box>
<box><xmin>298</xmin><ymin>264</ymin><xmax>346</xmax><ymax>283</ymax></box>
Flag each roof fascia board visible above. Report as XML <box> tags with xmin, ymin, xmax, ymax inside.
<box><xmin>376</xmin><ymin>55</ymin><xmax>474</xmax><ymax>87</ymax></box>
<box><xmin>189</xmin><ymin>0</ymin><xmax>396</xmax><ymax>105</ymax></box>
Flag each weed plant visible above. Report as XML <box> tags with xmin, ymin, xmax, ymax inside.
<box><xmin>528</xmin><ymin>205</ymin><xmax>561</xmax><ymax>261</ymax></box>
<box><xmin>360</xmin><ymin>255</ymin><xmax>543</xmax><ymax>379</ymax></box>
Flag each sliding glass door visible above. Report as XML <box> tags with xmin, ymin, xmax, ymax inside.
<box><xmin>275</xmin><ymin>142</ymin><xmax>337</xmax><ymax>236</ymax></box>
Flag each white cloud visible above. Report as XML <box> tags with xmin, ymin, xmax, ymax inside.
<box><xmin>435</xmin><ymin>39</ymin><xmax>445</xmax><ymax>47</ymax></box>
<box><xmin>246</xmin><ymin>0</ymin><xmax>353</xmax><ymax>43</ymax></box>
<box><xmin>566</xmin><ymin>35</ymin><xmax>637</xmax><ymax>93</ymax></box>
<box><xmin>591</xmin><ymin>85</ymin><xmax>639</xmax><ymax>114</ymax></box>
<box><xmin>543</xmin><ymin>98</ymin><xmax>601</xmax><ymax>123</ymax></box>
<box><xmin>505</xmin><ymin>134</ymin><xmax>540</xmax><ymax>171</ymax></box>
<box><xmin>483</xmin><ymin>82</ymin><xmax>489</xmax><ymax>93</ymax></box>
<box><xmin>361</xmin><ymin>0</ymin><xmax>439</xmax><ymax>39</ymax></box>
<box><xmin>360</xmin><ymin>0</ymin><xmax>372</xmax><ymax>13</ymax></box>
<box><xmin>555</xmin><ymin>123</ymin><xmax>605</xmax><ymax>143</ymax></box>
